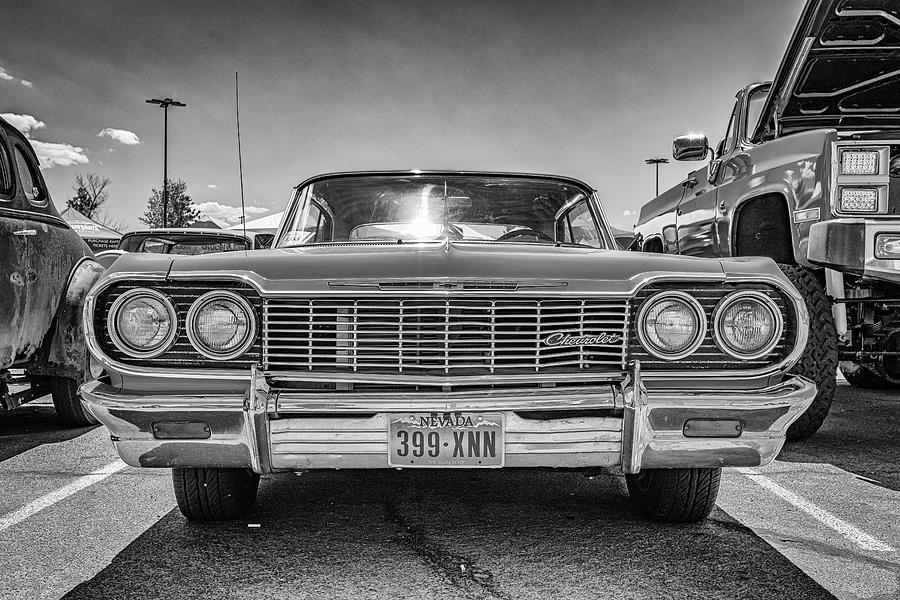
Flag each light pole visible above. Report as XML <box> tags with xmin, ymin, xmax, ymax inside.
<box><xmin>645</xmin><ymin>157</ymin><xmax>669</xmax><ymax>197</ymax></box>
<box><xmin>146</xmin><ymin>97</ymin><xmax>186</xmax><ymax>228</ymax></box>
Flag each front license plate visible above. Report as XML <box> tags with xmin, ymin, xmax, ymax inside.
<box><xmin>388</xmin><ymin>412</ymin><xmax>505</xmax><ymax>468</ymax></box>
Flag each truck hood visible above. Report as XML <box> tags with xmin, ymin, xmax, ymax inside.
<box><xmin>106</xmin><ymin>242</ymin><xmax>793</xmax><ymax>296</ymax></box>
<box><xmin>754</xmin><ymin>0</ymin><xmax>900</xmax><ymax>139</ymax></box>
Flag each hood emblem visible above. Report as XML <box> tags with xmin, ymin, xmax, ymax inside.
<box><xmin>543</xmin><ymin>331</ymin><xmax>621</xmax><ymax>347</ymax></box>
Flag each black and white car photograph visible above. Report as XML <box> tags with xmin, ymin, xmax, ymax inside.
<box><xmin>0</xmin><ymin>1</ymin><xmax>897</xmax><ymax>599</ymax></box>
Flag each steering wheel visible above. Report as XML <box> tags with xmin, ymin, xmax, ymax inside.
<box><xmin>495</xmin><ymin>227</ymin><xmax>555</xmax><ymax>243</ymax></box>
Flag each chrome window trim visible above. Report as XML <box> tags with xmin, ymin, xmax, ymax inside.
<box><xmin>711</xmin><ymin>291</ymin><xmax>784</xmax><ymax>361</ymax></box>
<box><xmin>107</xmin><ymin>287</ymin><xmax>179</xmax><ymax>359</ymax></box>
<box><xmin>635</xmin><ymin>291</ymin><xmax>707</xmax><ymax>361</ymax></box>
<box><xmin>186</xmin><ymin>290</ymin><xmax>258</xmax><ymax>361</ymax></box>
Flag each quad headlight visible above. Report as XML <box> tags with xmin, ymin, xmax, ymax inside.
<box><xmin>108</xmin><ymin>288</ymin><xmax>178</xmax><ymax>358</ymax></box>
<box><xmin>186</xmin><ymin>291</ymin><xmax>257</xmax><ymax>360</ymax></box>
<box><xmin>636</xmin><ymin>292</ymin><xmax>706</xmax><ymax>360</ymax></box>
<box><xmin>712</xmin><ymin>291</ymin><xmax>782</xmax><ymax>360</ymax></box>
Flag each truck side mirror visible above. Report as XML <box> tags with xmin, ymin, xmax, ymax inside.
<box><xmin>673</xmin><ymin>134</ymin><xmax>710</xmax><ymax>161</ymax></box>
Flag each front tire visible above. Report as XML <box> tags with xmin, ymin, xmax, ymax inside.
<box><xmin>778</xmin><ymin>265</ymin><xmax>837</xmax><ymax>441</ymax></box>
<box><xmin>47</xmin><ymin>376</ymin><xmax>98</xmax><ymax>427</ymax></box>
<box><xmin>625</xmin><ymin>467</ymin><xmax>721</xmax><ymax>523</ymax></box>
<box><xmin>173</xmin><ymin>467</ymin><xmax>260</xmax><ymax>521</ymax></box>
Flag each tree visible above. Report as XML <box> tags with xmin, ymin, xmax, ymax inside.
<box><xmin>67</xmin><ymin>172</ymin><xmax>110</xmax><ymax>218</ymax></box>
<box><xmin>140</xmin><ymin>179</ymin><xmax>199</xmax><ymax>228</ymax></box>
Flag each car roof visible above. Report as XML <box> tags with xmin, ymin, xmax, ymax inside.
<box><xmin>293</xmin><ymin>170</ymin><xmax>596</xmax><ymax>193</ymax></box>
<box><xmin>122</xmin><ymin>228</ymin><xmax>249</xmax><ymax>238</ymax></box>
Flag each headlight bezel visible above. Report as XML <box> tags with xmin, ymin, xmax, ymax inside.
<box><xmin>185</xmin><ymin>290</ymin><xmax>258</xmax><ymax>361</ymax></box>
<box><xmin>636</xmin><ymin>291</ymin><xmax>707</xmax><ymax>361</ymax></box>
<box><xmin>712</xmin><ymin>291</ymin><xmax>783</xmax><ymax>360</ymax></box>
<box><xmin>107</xmin><ymin>287</ymin><xmax>179</xmax><ymax>359</ymax></box>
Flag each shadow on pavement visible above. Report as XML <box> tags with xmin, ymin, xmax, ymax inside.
<box><xmin>0</xmin><ymin>401</ymin><xmax>98</xmax><ymax>463</ymax></box>
<box><xmin>63</xmin><ymin>469</ymin><xmax>835</xmax><ymax>600</ymax></box>
<box><xmin>778</xmin><ymin>382</ymin><xmax>899</xmax><ymax>491</ymax></box>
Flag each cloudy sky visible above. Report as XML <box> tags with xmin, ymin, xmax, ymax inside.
<box><xmin>1</xmin><ymin>0</ymin><xmax>804</xmax><ymax>230</ymax></box>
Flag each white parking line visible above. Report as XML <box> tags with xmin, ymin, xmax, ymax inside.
<box><xmin>736</xmin><ymin>467</ymin><xmax>895</xmax><ymax>553</ymax></box>
<box><xmin>0</xmin><ymin>460</ymin><xmax>126</xmax><ymax>532</ymax></box>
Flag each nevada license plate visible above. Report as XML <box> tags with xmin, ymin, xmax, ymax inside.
<box><xmin>387</xmin><ymin>412</ymin><xmax>505</xmax><ymax>468</ymax></box>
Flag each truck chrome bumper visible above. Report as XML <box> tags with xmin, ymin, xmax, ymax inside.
<box><xmin>80</xmin><ymin>365</ymin><xmax>816</xmax><ymax>474</ymax></box>
<box><xmin>808</xmin><ymin>218</ymin><xmax>900</xmax><ymax>283</ymax></box>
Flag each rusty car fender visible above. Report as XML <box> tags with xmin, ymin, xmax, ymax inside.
<box><xmin>28</xmin><ymin>257</ymin><xmax>105</xmax><ymax>381</ymax></box>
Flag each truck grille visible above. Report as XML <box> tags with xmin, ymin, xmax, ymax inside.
<box><xmin>263</xmin><ymin>297</ymin><xmax>629</xmax><ymax>375</ymax></box>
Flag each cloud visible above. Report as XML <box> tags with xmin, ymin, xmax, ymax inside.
<box><xmin>1</xmin><ymin>113</ymin><xmax>45</xmax><ymax>134</ymax></box>
<box><xmin>195</xmin><ymin>201</ymin><xmax>267</xmax><ymax>226</ymax></box>
<box><xmin>1</xmin><ymin>113</ymin><xmax>88</xmax><ymax>168</ymax></box>
<box><xmin>20</xmin><ymin>80</ymin><xmax>32</xmax><ymax>88</ymax></box>
<box><xmin>207</xmin><ymin>184</ymin><xmax>218</xmax><ymax>189</ymax></box>
<box><xmin>0</xmin><ymin>67</ymin><xmax>13</xmax><ymax>81</ymax></box>
<box><xmin>622</xmin><ymin>210</ymin><xmax>635</xmax><ymax>217</ymax></box>
<box><xmin>98</xmin><ymin>127</ymin><xmax>141</xmax><ymax>145</ymax></box>
<box><xmin>29</xmin><ymin>140</ymin><xmax>89</xmax><ymax>168</ymax></box>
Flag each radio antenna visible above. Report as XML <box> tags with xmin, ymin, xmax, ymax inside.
<box><xmin>235</xmin><ymin>71</ymin><xmax>247</xmax><ymax>239</ymax></box>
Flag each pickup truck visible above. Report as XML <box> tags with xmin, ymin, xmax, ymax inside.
<box><xmin>635</xmin><ymin>0</ymin><xmax>900</xmax><ymax>439</ymax></box>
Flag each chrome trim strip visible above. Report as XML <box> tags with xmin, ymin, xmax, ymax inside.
<box><xmin>275</xmin><ymin>384</ymin><xmax>621</xmax><ymax>413</ymax></box>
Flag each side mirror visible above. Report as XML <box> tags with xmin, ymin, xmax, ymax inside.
<box><xmin>673</xmin><ymin>134</ymin><xmax>710</xmax><ymax>161</ymax></box>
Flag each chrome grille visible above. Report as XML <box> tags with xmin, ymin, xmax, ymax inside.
<box><xmin>264</xmin><ymin>297</ymin><xmax>629</xmax><ymax>375</ymax></box>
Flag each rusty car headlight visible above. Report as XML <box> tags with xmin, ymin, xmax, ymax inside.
<box><xmin>712</xmin><ymin>291</ymin><xmax>782</xmax><ymax>360</ymax></box>
<box><xmin>108</xmin><ymin>288</ymin><xmax>178</xmax><ymax>358</ymax></box>
<box><xmin>636</xmin><ymin>292</ymin><xmax>706</xmax><ymax>360</ymax></box>
<box><xmin>186</xmin><ymin>291</ymin><xmax>256</xmax><ymax>360</ymax></box>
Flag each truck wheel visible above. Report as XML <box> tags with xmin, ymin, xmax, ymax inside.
<box><xmin>47</xmin><ymin>377</ymin><xmax>99</xmax><ymax>427</ymax></box>
<box><xmin>778</xmin><ymin>265</ymin><xmax>837</xmax><ymax>441</ymax></box>
<box><xmin>625</xmin><ymin>468</ymin><xmax>720</xmax><ymax>523</ymax></box>
<box><xmin>173</xmin><ymin>467</ymin><xmax>260</xmax><ymax>521</ymax></box>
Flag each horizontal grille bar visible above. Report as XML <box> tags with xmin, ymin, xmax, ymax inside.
<box><xmin>264</xmin><ymin>297</ymin><xmax>629</xmax><ymax>375</ymax></box>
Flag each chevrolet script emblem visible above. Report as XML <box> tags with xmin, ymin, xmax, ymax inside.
<box><xmin>543</xmin><ymin>331</ymin><xmax>621</xmax><ymax>346</ymax></box>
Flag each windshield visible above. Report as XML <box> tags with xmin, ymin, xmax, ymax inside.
<box><xmin>119</xmin><ymin>234</ymin><xmax>250</xmax><ymax>255</ymax></box>
<box><xmin>277</xmin><ymin>175</ymin><xmax>608</xmax><ymax>248</ymax></box>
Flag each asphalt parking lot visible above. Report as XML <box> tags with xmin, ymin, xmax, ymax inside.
<box><xmin>0</xmin><ymin>381</ymin><xmax>896</xmax><ymax>600</ymax></box>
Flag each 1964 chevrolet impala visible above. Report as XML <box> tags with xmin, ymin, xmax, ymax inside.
<box><xmin>80</xmin><ymin>172</ymin><xmax>816</xmax><ymax>523</ymax></box>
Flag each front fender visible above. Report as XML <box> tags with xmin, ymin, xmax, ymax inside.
<box><xmin>28</xmin><ymin>258</ymin><xmax>105</xmax><ymax>381</ymax></box>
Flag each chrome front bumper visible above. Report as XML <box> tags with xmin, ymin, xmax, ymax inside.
<box><xmin>80</xmin><ymin>365</ymin><xmax>816</xmax><ymax>474</ymax></box>
<box><xmin>808</xmin><ymin>218</ymin><xmax>900</xmax><ymax>283</ymax></box>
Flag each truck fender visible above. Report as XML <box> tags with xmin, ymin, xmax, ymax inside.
<box><xmin>28</xmin><ymin>257</ymin><xmax>105</xmax><ymax>381</ymax></box>
<box><xmin>729</xmin><ymin>187</ymin><xmax>813</xmax><ymax>268</ymax></box>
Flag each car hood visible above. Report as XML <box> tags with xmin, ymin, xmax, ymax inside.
<box><xmin>754</xmin><ymin>0</ymin><xmax>900</xmax><ymax>138</ymax></box>
<box><xmin>104</xmin><ymin>242</ymin><xmax>794</xmax><ymax>296</ymax></box>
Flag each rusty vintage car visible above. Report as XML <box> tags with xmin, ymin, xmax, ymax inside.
<box><xmin>81</xmin><ymin>171</ymin><xmax>815</xmax><ymax>523</ymax></box>
<box><xmin>0</xmin><ymin>115</ymin><xmax>104</xmax><ymax>425</ymax></box>
<box><xmin>635</xmin><ymin>0</ymin><xmax>900</xmax><ymax>438</ymax></box>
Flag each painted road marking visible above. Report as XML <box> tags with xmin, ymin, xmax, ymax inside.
<box><xmin>0</xmin><ymin>460</ymin><xmax>126</xmax><ymax>532</ymax></box>
<box><xmin>735</xmin><ymin>467</ymin><xmax>895</xmax><ymax>553</ymax></box>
